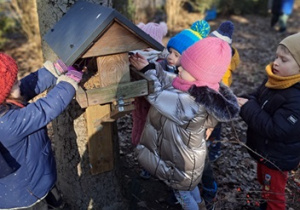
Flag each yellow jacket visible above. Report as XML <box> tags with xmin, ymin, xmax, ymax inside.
<box><xmin>222</xmin><ymin>47</ymin><xmax>240</xmax><ymax>86</ymax></box>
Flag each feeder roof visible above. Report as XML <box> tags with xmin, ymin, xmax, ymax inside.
<box><xmin>44</xmin><ymin>1</ymin><xmax>164</xmax><ymax>65</ymax></box>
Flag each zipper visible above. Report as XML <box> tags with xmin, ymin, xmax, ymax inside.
<box><xmin>261</xmin><ymin>100</ymin><xmax>268</xmax><ymax>109</ymax></box>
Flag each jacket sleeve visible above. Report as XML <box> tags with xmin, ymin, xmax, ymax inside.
<box><xmin>20</xmin><ymin>67</ymin><xmax>57</xmax><ymax>101</ymax></box>
<box><xmin>145</xmin><ymin>63</ymin><xmax>199</xmax><ymax>125</ymax></box>
<box><xmin>240</xmin><ymin>92</ymin><xmax>300</xmax><ymax>142</ymax></box>
<box><xmin>1</xmin><ymin>69</ymin><xmax>76</xmax><ymax>145</ymax></box>
<box><xmin>230</xmin><ymin>47</ymin><xmax>240</xmax><ymax>72</ymax></box>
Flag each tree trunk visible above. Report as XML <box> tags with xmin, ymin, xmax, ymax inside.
<box><xmin>36</xmin><ymin>1</ymin><xmax>127</xmax><ymax>209</ymax></box>
<box><xmin>9</xmin><ymin>0</ymin><xmax>41</xmax><ymax>41</ymax></box>
<box><xmin>166</xmin><ymin>0</ymin><xmax>183</xmax><ymax>34</ymax></box>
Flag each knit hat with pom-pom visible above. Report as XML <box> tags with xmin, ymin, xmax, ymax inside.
<box><xmin>209</xmin><ymin>20</ymin><xmax>234</xmax><ymax>45</ymax></box>
<box><xmin>167</xmin><ymin>19</ymin><xmax>210</xmax><ymax>54</ymax></box>
<box><xmin>0</xmin><ymin>53</ymin><xmax>18</xmax><ymax>104</ymax></box>
<box><xmin>137</xmin><ymin>21</ymin><xmax>168</xmax><ymax>45</ymax></box>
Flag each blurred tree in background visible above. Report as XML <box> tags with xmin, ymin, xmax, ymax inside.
<box><xmin>112</xmin><ymin>0</ymin><xmax>270</xmax><ymax>35</ymax></box>
<box><xmin>0</xmin><ymin>0</ymin><xmax>41</xmax><ymax>59</ymax></box>
<box><xmin>1</xmin><ymin>0</ymin><xmax>298</xmax><ymax>49</ymax></box>
<box><xmin>0</xmin><ymin>0</ymin><xmax>21</xmax><ymax>49</ymax></box>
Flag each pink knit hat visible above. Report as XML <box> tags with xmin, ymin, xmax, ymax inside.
<box><xmin>180</xmin><ymin>37</ymin><xmax>231</xmax><ymax>91</ymax></box>
<box><xmin>137</xmin><ymin>22</ymin><xmax>168</xmax><ymax>45</ymax></box>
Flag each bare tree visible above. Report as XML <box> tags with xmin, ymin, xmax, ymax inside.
<box><xmin>166</xmin><ymin>0</ymin><xmax>183</xmax><ymax>33</ymax></box>
<box><xmin>8</xmin><ymin>0</ymin><xmax>41</xmax><ymax>42</ymax></box>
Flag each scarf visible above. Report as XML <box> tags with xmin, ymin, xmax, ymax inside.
<box><xmin>172</xmin><ymin>76</ymin><xmax>219</xmax><ymax>92</ymax></box>
<box><xmin>265</xmin><ymin>63</ymin><xmax>300</xmax><ymax>89</ymax></box>
<box><xmin>6</xmin><ymin>99</ymin><xmax>25</xmax><ymax>108</ymax></box>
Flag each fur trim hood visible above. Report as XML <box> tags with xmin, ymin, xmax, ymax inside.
<box><xmin>189</xmin><ymin>82</ymin><xmax>240</xmax><ymax>122</ymax></box>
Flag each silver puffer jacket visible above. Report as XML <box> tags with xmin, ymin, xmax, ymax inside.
<box><xmin>136</xmin><ymin>62</ymin><xmax>240</xmax><ymax>191</ymax></box>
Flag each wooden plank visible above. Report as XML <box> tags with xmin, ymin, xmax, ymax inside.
<box><xmin>75</xmin><ymin>86</ymin><xmax>88</xmax><ymax>108</ymax></box>
<box><xmin>86</xmin><ymin>104</ymin><xmax>114</xmax><ymax>174</ymax></box>
<box><xmin>130</xmin><ymin>68</ymin><xmax>154</xmax><ymax>93</ymax></box>
<box><xmin>82</xmin><ymin>21</ymin><xmax>150</xmax><ymax>58</ymax></box>
<box><xmin>84</xmin><ymin>79</ymin><xmax>148</xmax><ymax>107</ymax></box>
<box><xmin>76</xmin><ymin>79</ymin><xmax>152</xmax><ymax>108</ymax></box>
<box><xmin>97</xmin><ymin>53</ymin><xmax>130</xmax><ymax>87</ymax></box>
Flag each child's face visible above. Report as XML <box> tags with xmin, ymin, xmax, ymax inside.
<box><xmin>10</xmin><ymin>80</ymin><xmax>21</xmax><ymax>99</ymax></box>
<box><xmin>177</xmin><ymin>66</ymin><xmax>196</xmax><ymax>82</ymax></box>
<box><xmin>273</xmin><ymin>45</ymin><xmax>300</xmax><ymax>77</ymax></box>
<box><xmin>167</xmin><ymin>48</ymin><xmax>181</xmax><ymax>67</ymax></box>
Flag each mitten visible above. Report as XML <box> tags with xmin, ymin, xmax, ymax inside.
<box><xmin>43</xmin><ymin>59</ymin><xmax>68</xmax><ymax>77</ymax></box>
<box><xmin>66</xmin><ymin>67</ymin><xmax>83</xmax><ymax>83</ymax></box>
<box><xmin>53</xmin><ymin>60</ymin><xmax>69</xmax><ymax>75</ymax></box>
<box><xmin>56</xmin><ymin>68</ymin><xmax>83</xmax><ymax>90</ymax></box>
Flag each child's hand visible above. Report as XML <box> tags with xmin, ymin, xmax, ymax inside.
<box><xmin>129</xmin><ymin>53</ymin><xmax>149</xmax><ymax>71</ymax></box>
<box><xmin>237</xmin><ymin>97</ymin><xmax>248</xmax><ymax>107</ymax></box>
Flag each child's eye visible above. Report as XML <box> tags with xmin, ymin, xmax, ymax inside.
<box><xmin>280</xmin><ymin>56</ymin><xmax>288</xmax><ymax>62</ymax></box>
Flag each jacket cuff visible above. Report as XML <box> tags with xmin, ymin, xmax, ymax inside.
<box><xmin>141</xmin><ymin>63</ymin><xmax>156</xmax><ymax>73</ymax></box>
<box><xmin>43</xmin><ymin>61</ymin><xmax>59</xmax><ymax>78</ymax></box>
<box><xmin>56</xmin><ymin>75</ymin><xmax>78</xmax><ymax>90</ymax></box>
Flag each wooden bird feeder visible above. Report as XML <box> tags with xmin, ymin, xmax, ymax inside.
<box><xmin>43</xmin><ymin>1</ymin><xmax>164</xmax><ymax>174</ymax></box>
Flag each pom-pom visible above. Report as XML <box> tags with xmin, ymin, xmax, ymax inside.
<box><xmin>158</xmin><ymin>21</ymin><xmax>168</xmax><ymax>36</ymax></box>
<box><xmin>191</xmin><ymin>20</ymin><xmax>210</xmax><ymax>38</ymax></box>
<box><xmin>218</xmin><ymin>21</ymin><xmax>234</xmax><ymax>39</ymax></box>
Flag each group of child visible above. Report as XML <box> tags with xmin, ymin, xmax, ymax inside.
<box><xmin>130</xmin><ymin>18</ymin><xmax>300</xmax><ymax>210</ymax></box>
<box><xmin>0</xmin><ymin>16</ymin><xmax>299</xmax><ymax>210</ymax></box>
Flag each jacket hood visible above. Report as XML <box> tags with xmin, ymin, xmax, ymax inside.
<box><xmin>189</xmin><ymin>83</ymin><xmax>240</xmax><ymax>121</ymax></box>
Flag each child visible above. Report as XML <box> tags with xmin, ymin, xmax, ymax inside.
<box><xmin>130</xmin><ymin>21</ymin><xmax>168</xmax><ymax>179</ymax></box>
<box><xmin>131</xmin><ymin>20</ymin><xmax>210</xmax><ymax>180</ymax></box>
<box><xmin>238</xmin><ymin>32</ymin><xmax>300</xmax><ymax>210</ymax></box>
<box><xmin>0</xmin><ymin>53</ymin><xmax>82</xmax><ymax>209</ymax></box>
<box><xmin>131</xmin><ymin>21</ymin><xmax>168</xmax><ymax>147</ymax></box>
<box><xmin>134</xmin><ymin>37</ymin><xmax>240</xmax><ymax>210</ymax></box>
<box><xmin>206</xmin><ymin>20</ymin><xmax>240</xmax><ymax>161</ymax></box>
<box><xmin>201</xmin><ymin>20</ymin><xmax>241</xmax><ymax>210</ymax></box>
<box><xmin>196</xmin><ymin>20</ymin><xmax>240</xmax><ymax>209</ymax></box>
<box><xmin>131</xmin><ymin>21</ymin><xmax>168</xmax><ymax>64</ymax></box>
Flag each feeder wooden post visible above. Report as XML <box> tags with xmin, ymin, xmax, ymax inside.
<box><xmin>86</xmin><ymin>104</ymin><xmax>113</xmax><ymax>174</ymax></box>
